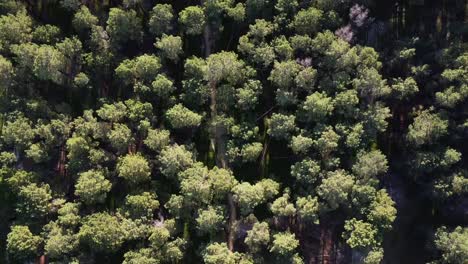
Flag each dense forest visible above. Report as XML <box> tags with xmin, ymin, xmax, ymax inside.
<box><xmin>0</xmin><ymin>0</ymin><xmax>466</xmax><ymax>263</ymax></box>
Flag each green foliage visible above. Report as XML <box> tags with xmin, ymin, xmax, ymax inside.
<box><xmin>0</xmin><ymin>9</ymin><xmax>32</xmax><ymax>52</ymax></box>
<box><xmin>118</xmin><ymin>154</ymin><xmax>151</xmax><ymax>184</ymax></box>
<box><xmin>121</xmin><ymin>192</ymin><xmax>159</xmax><ymax>220</ymax></box>
<box><xmin>2</xmin><ymin>116</ymin><xmax>35</xmax><ymax>150</ymax></box>
<box><xmin>203</xmin><ymin>242</ymin><xmax>238</xmax><ymax>264</ymax></box>
<box><xmin>155</xmin><ymin>34</ymin><xmax>183</xmax><ymax>62</ymax></box>
<box><xmin>270</xmin><ymin>232</ymin><xmax>299</xmax><ymax>256</ymax></box>
<box><xmin>78</xmin><ymin>212</ymin><xmax>125</xmax><ymax>253</ymax></box>
<box><xmin>32</xmin><ymin>24</ymin><xmax>60</xmax><ymax>44</ymax></box>
<box><xmin>267</xmin><ymin>113</ymin><xmax>296</xmax><ymax>140</ymax></box>
<box><xmin>407</xmin><ymin>109</ymin><xmax>448</xmax><ymax>146</ymax></box>
<box><xmin>233</xmin><ymin>179</ymin><xmax>280</xmax><ymax>215</ymax></box>
<box><xmin>367</xmin><ymin>190</ymin><xmax>396</xmax><ymax>230</ymax></box>
<box><xmin>179</xmin><ymin>6</ymin><xmax>206</xmax><ymax>35</ymax></box>
<box><xmin>0</xmin><ymin>2</ymin><xmax>465</xmax><ymax>263</ymax></box>
<box><xmin>75</xmin><ymin>169</ymin><xmax>111</xmax><ymax>204</ymax></box>
<box><xmin>434</xmin><ymin>226</ymin><xmax>468</xmax><ymax>264</ymax></box>
<box><xmin>159</xmin><ymin>144</ymin><xmax>194</xmax><ymax>178</ymax></box>
<box><xmin>106</xmin><ymin>8</ymin><xmax>142</xmax><ymax>49</ymax></box>
<box><xmin>73</xmin><ymin>6</ymin><xmax>98</xmax><ymax>33</ymax></box>
<box><xmin>149</xmin><ymin>4</ymin><xmax>174</xmax><ymax>36</ymax></box>
<box><xmin>245</xmin><ymin>222</ymin><xmax>270</xmax><ymax>252</ymax></box>
<box><xmin>290</xmin><ymin>135</ymin><xmax>314</xmax><ymax>155</ymax></box>
<box><xmin>6</xmin><ymin>225</ymin><xmax>42</xmax><ymax>261</ymax></box>
<box><xmin>144</xmin><ymin>128</ymin><xmax>170</xmax><ymax>151</ymax></box>
<box><xmin>109</xmin><ymin>123</ymin><xmax>133</xmax><ymax>152</ymax></box>
<box><xmin>291</xmin><ymin>158</ymin><xmax>321</xmax><ymax>185</ymax></box>
<box><xmin>152</xmin><ymin>74</ymin><xmax>175</xmax><ymax>98</ymax></box>
<box><xmin>123</xmin><ymin>248</ymin><xmax>158</xmax><ymax>264</ymax></box>
<box><xmin>352</xmin><ymin>150</ymin><xmax>388</xmax><ymax>182</ymax></box>
<box><xmin>180</xmin><ymin>164</ymin><xmax>238</xmax><ymax>204</ymax></box>
<box><xmin>301</xmin><ymin>91</ymin><xmax>334</xmax><ymax>122</ymax></box>
<box><xmin>196</xmin><ymin>206</ymin><xmax>224</xmax><ymax>235</ymax></box>
<box><xmin>115</xmin><ymin>54</ymin><xmax>161</xmax><ymax>89</ymax></box>
<box><xmin>296</xmin><ymin>196</ymin><xmax>319</xmax><ymax>223</ymax></box>
<box><xmin>291</xmin><ymin>7</ymin><xmax>323</xmax><ymax>35</ymax></box>
<box><xmin>270</xmin><ymin>192</ymin><xmax>296</xmax><ymax>217</ymax></box>
<box><xmin>58</xmin><ymin>202</ymin><xmax>80</xmax><ymax>227</ymax></box>
<box><xmin>363</xmin><ymin>248</ymin><xmax>384</xmax><ymax>264</ymax></box>
<box><xmin>43</xmin><ymin>222</ymin><xmax>79</xmax><ymax>260</ymax></box>
<box><xmin>17</xmin><ymin>183</ymin><xmax>52</xmax><ymax>218</ymax></box>
<box><xmin>166</xmin><ymin>104</ymin><xmax>202</xmax><ymax>129</ymax></box>
<box><xmin>343</xmin><ymin>218</ymin><xmax>377</xmax><ymax>249</ymax></box>
<box><xmin>318</xmin><ymin>170</ymin><xmax>354</xmax><ymax>211</ymax></box>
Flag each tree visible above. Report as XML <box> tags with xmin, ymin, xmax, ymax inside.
<box><xmin>0</xmin><ymin>9</ymin><xmax>32</xmax><ymax>52</ymax></box>
<box><xmin>353</xmin><ymin>68</ymin><xmax>390</xmax><ymax>104</ymax></box>
<box><xmin>17</xmin><ymin>183</ymin><xmax>52</xmax><ymax>219</ymax></box>
<box><xmin>317</xmin><ymin>170</ymin><xmax>354</xmax><ymax>211</ymax></box>
<box><xmin>179</xmin><ymin>165</ymin><xmax>238</xmax><ymax>204</ymax></box>
<box><xmin>2</xmin><ymin>116</ymin><xmax>35</xmax><ymax>151</ymax></box>
<box><xmin>290</xmin><ymin>135</ymin><xmax>314</xmax><ymax>155</ymax></box>
<box><xmin>144</xmin><ymin>128</ymin><xmax>170</xmax><ymax>151</ymax></box>
<box><xmin>121</xmin><ymin>192</ymin><xmax>159</xmax><ymax>220</ymax></box>
<box><xmin>0</xmin><ymin>55</ymin><xmax>13</xmax><ymax>103</ymax></box>
<box><xmin>244</xmin><ymin>221</ymin><xmax>270</xmax><ymax>253</ymax></box>
<box><xmin>118</xmin><ymin>154</ymin><xmax>151</xmax><ymax>185</ymax></box>
<box><xmin>267</xmin><ymin>113</ymin><xmax>296</xmax><ymax>140</ymax></box>
<box><xmin>391</xmin><ymin>77</ymin><xmax>419</xmax><ymax>100</ymax></box>
<box><xmin>43</xmin><ymin>222</ymin><xmax>79</xmax><ymax>260</ymax></box>
<box><xmin>149</xmin><ymin>4</ymin><xmax>174</xmax><ymax>36</ymax></box>
<box><xmin>33</xmin><ymin>45</ymin><xmax>66</xmax><ymax>84</ymax></box>
<box><xmin>203</xmin><ymin>242</ymin><xmax>243</xmax><ymax>264</ymax></box>
<box><xmin>434</xmin><ymin>226</ymin><xmax>468</xmax><ymax>264</ymax></box>
<box><xmin>291</xmin><ymin>158</ymin><xmax>321</xmax><ymax>185</ymax></box>
<box><xmin>165</xmin><ymin>104</ymin><xmax>202</xmax><ymax>129</ymax></box>
<box><xmin>179</xmin><ymin>6</ymin><xmax>206</xmax><ymax>35</ymax></box>
<box><xmin>342</xmin><ymin>218</ymin><xmax>377</xmax><ymax>249</ymax></box>
<box><xmin>152</xmin><ymin>74</ymin><xmax>175</xmax><ymax>99</ymax></box>
<box><xmin>155</xmin><ymin>34</ymin><xmax>183</xmax><ymax>62</ymax></box>
<box><xmin>363</xmin><ymin>248</ymin><xmax>384</xmax><ymax>264</ymax></box>
<box><xmin>73</xmin><ymin>6</ymin><xmax>98</xmax><ymax>33</ymax></box>
<box><xmin>301</xmin><ymin>92</ymin><xmax>334</xmax><ymax>122</ymax></box>
<box><xmin>352</xmin><ymin>150</ymin><xmax>388</xmax><ymax>183</ymax></box>
<box><xmin>233</xmin><ymin>179</ymin><xmax>280</xmax><ymax>215</ymax></box>
<box><xmin>315</xmin><ymin>126</ymin><xmax>340</xmax><ymax>160</ymax></box>
<box><xmin>115</xmin><ymin>54</ymin><xmax>161</xmax><ymax>92</ymax></box>
<box><xmin>367</xmin><ymin>190</ymin><xmax>396</xmax><ymax>230</ymax></box>
<box><xmin>270</xmin><ymin>232</ymin><xmax>299</xmax><ymax>256</ymax></box>
<box><xmin>109</xmin><ymin>123</ymin><xmax>133</xmax><ymax>152</ymax></box>
<box><xmin>97</xmin><ymin>102</ymin><xmax>127</xmax><ymax>123</ymax></box>
<box><xmin>78</xmin><ymin>212</ymin><xmax>125</xmax><ymax>253</ymax></box>
<box><xmin>7</xmin><ymin>170</ymin><xmax>36</xmax><ymax>192</ymax></box>
<box><xmin>106</xmin><ymin>8</ymin><xmax>142</xmax><ymax>49</ymax></box>
<box><xmin>159</xmin><ymin>144</ymin><xmax>194</xmax><ymax>178</ymax></box>
<box><xmin>196</xmin><ymin>206</ymin><xmax>225</xmax><ymax>235</ymax></box>
<box><xmin>123</xmin><ymin>248</ymin><xmax>158</xmax><ymax>264</ymax></box>
<box><xmin>291</xmin><ymin>7</ymin><xmax>323</xmax><ymax>35</ymax></box>
<box><xmin>75</xmin><ymin>169</ymin><xmax>112</xmax><ymax>204</ymax></box>
<box><xmin>296</xmin><ymin>196</ymin><xmax>319</xmax><ymax>223</ymax></box>
<box><xmin>32</xmin><ymin>25</ymin><xmax>60</xmax><ymax>44</ymax></box>
<box><xmin>436</xmin><ymin>53</ymin><xmax>468</xmax><ymax>108</ymax></box>
<box><xmin>407</xmin><ymin>108</ymin><xmax>448</xmax><ymax>146</ymax></box>
<box><xmin>59</xmin><ymin>0</ymin><xmax>80</xmax><ymax>11</ymax></box>
<box><xmin>269</xmin><ymin>60</ymin><xmax>302</xmax><ymax>105</ymax></box>
<box><xmin>6</xmin><ymin>225</ymin><xmax>42</xmax><ymax>262</ymax></box>
<box><xmin>270</xmin><ymin>192</ymin><xmax>296</xmax><ymax>217</ymax></box>
<box><xmin>57</xmin><ymin>202</ymin><xmax>80</xmax><ymax>227</ymax></box>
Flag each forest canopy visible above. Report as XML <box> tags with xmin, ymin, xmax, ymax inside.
<box><xmin>0</xmin><ymin>0</ymin><xmax>466</xmax><ymax>263</ymax></box>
